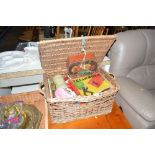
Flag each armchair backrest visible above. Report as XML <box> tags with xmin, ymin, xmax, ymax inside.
<box><xmin>109</xmin><ymin>29</ymin><xmax>155</xmax><ymax>90</ymax></box>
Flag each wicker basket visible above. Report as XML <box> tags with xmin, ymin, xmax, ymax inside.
<box><xmin>39</xmin><ymin>35</ymin><xmax>119</xmax><ymax>123</ymax></box>
<box><xmin>0</xmin><ymin>91</ymin><xmax>48</xmax><ymax>128</ymax></box>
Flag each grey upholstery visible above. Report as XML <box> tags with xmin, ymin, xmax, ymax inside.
<box><xmin>109</xmin><ymin>29</ymin><xmax>155</xmax><ymax>128</ymax></box>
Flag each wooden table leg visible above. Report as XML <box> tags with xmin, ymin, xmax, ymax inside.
<box><xmin>56</xmin><ymin>26</ymin><xmax>60</xmax><ymax>39</ymax></box>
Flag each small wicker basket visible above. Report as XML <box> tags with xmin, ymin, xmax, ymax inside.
<box><xmin>0</xmin><ymin>91</ymin><xmax>48</xmax><ymax>128</ymax></box>
<box><xmin>39</xmin><ymin>35</ymin><xmax>119</xmax><ymax>123</ymax></box>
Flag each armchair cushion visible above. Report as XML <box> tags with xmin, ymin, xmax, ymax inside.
<box><xmin>117</xmin><ymin>77</ymin><xmax>155</xmax><ymax>122</ymax></box>
<box><xmin>109</xmin><ymin>30</ymin><xmax>155</xmax><ymax>90</ymax></box>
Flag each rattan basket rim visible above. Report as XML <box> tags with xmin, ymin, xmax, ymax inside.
<box><xmin>46</xmin><ymin>88</ymin><xmax>118</xmax><ymax>103</ymax></box>
<box><xmin>39</xmin><ymin>35</ymin><xmax>116</xmax><ymax>44</ymax></box>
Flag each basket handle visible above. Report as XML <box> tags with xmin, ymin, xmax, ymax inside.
<box><xmin>38</xmin><ymin>82</ymin><xmax>46</xmax><ymax>97</ymax></box>
<box><xmin>109</xmin><ymin>73</ymin><xmax>115</xmax><ymax>79</ymax></box>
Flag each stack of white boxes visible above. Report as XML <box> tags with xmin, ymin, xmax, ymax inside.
<box><xmin>0</xmin><ymin>42</ymin><xmax>43</xmax><ymax>96</ymax></box>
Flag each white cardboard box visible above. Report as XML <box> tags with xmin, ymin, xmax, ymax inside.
<box><xmin>11</xmin><ymin>83</ymin><xmax>40</xmax><ymax>94</ymax></box>
<box><xmin>0</xmin><ymin>74</ymin><xmax>43</xmax><ymax>87</ymax></box>
<box><xmin>0</xmin><ymin>87</ymin><xmax>11</xmax><ymax>96</ymax></box>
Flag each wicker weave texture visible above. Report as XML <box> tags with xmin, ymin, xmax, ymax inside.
<box><xmin>0</xmin><ymin>91</ymin><xmax>48</xmax><ymax>128</ymax></box>
<box><xmin>39</xmin><ymin>35</ymin><xmax>116</xmax><ymax>76</ymax></box>
<box><xmin>48</xmin><ymin>95</ymin><xmax>114</xmax><ymax>123</ymax></box>
<box><xmin>39</xmin><ymin>35</ymin><xmax>118</xmax><ymax>123</ymax></box>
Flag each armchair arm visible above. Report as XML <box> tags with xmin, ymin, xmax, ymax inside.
<box><xmin>117</xmin><ymin>77</ymin><xmax>155</xmax><ymax>122</ymax></box>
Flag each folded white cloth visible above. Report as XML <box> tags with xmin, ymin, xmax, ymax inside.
<box><xmin>0</xmin><ymin>47</ymin><xmax>42</xmax><ymax>74</ymax></box>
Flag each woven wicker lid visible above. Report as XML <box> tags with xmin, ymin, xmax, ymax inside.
<box><xmin>39</xmin><ymin>35</ymin><xmax>116</xmax><ymax>76</ymax></box>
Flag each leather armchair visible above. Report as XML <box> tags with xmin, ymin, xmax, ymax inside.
<box><xmin>109</xmin><ymin>29</ymin><xmax>155</xmax><ymax>128</ymax></box>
